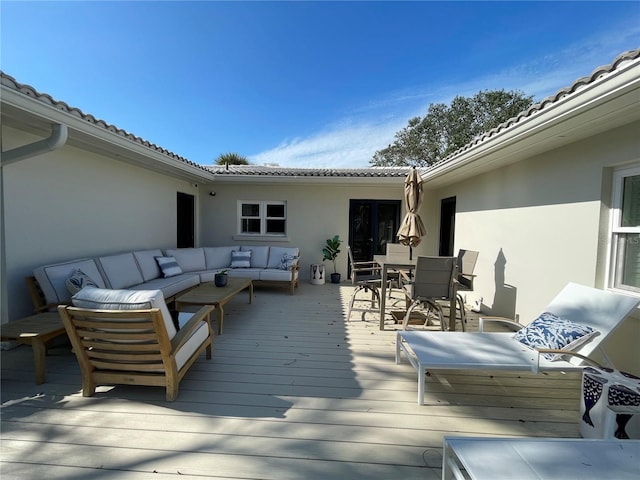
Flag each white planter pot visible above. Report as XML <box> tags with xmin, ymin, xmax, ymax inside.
<box><xmin>310</xmin><ymin>264</ymin><xmax>325</xmax><ymax>285</ymax></box>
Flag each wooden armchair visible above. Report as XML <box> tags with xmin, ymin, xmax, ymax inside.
<box><xmin>58</xmin><ymin>288</ymin><xmax>214</xmax><ymax>401</ymax></box>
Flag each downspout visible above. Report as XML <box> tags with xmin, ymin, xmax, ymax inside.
<box><xmin>2</xmin><ymin>123</ymin><xmax>68</xmax><ymax>165</ymax></box>
<box><xmin>0</xmin><ymin>124</ymin><xmax>68</xmax><ymax>323</ymax></box>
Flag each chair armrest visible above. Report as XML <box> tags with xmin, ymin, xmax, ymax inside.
<box><xmin>399</xmin><ymin>270</ymin><xmax>413</xmax><ymax>284</ymax></box>
<box><xmin>171</xmin><ymin>305</ymin><xmax>215</xmax><ymax>352</ymax></box>
<box><xmin>288</xmin><ymin>258</ymin><xmax>301</xmax><ymax>271</ymax></box>
<box><xmin>478</xmin><ymin>316</ymin><xmax>522</xmax><ymax>332</ymax></box>
<box><xmin>352</xmin><ymin>263</ymin><xmax>382</xmax><ymax>275</ymax></box>
<box><xmin>352</xmin><ymin>261</ymin><xmax>380</xmax><ymax>269</ymax></box>
<box><xmin>535</xmin><ymin>348</ymin><xmax>604</xmax><ymax>369</ymax></box>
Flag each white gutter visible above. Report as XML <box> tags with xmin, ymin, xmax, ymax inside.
<box><xmin>2</xmin><ymin>123</ymin><xmax>68</xmax><ymax>165</ymax></box>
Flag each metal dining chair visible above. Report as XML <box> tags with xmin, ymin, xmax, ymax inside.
<box><xmin>402</xmin><ymin>255</ymin><xmax>466</xmax><ymax>331</ymax></box>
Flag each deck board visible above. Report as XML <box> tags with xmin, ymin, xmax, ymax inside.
<box><xmin>1</xmin><ymin>283</ymin><xmax>583</xmax><ymax>479</ymax></box>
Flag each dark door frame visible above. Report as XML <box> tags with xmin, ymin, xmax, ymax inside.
<box><xmin>348</xmin><ymin>199</ymin><xmax>401</xmax><ymax>272</ymax></box>
<box><xmin>439</xmin><ymin>196</ymin><xmax>456</xmax><ymax>256</ymax></box>
<box><xmin>177</xmin><ymin>192</ymin><xmax>195</xmax><ymax>248</ymax></box>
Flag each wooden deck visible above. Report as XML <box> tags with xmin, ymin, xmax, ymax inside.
<box><xmin>1</xmin><ymin>282</ymin><xmax>583</xmax><ymax>479</ymax></box>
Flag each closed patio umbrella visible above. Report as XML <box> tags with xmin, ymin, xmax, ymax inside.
<box><xmin>397</xmin><ymin>167</ymin><xmax>427</xmax><ymax>257</ymax></box>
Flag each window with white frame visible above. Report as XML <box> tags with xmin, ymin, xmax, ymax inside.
<box><xmin>238</xmin><ymin>201</ymin><xmax>286</xmax><ymax>236</ymax></box>
<box><xmin>610</xmin><ymin>165</ymin><xmax>640</xmax><ymax>293</ymax></box>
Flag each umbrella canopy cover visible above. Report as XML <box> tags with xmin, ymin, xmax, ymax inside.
<box><xmin>397</xmin><ymin>168</ymin><xmax>427</xmax><ymax>247</ymax></box>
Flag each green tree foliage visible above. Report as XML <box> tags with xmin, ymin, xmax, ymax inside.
<box><xmin>215</xmin><ymin>152</ymin><xmax>250</xmax><ymax>165</ymax></box>
<box><xmin>371</xmin><ymin>90</ymin><xmax>534</xmax><ymax>167</ymax></box>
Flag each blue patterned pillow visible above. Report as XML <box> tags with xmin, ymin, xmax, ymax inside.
<box><xmin>155</xmin><ymin>256</ymin><xmax>183</xmax><ymax>278</ymax></box>
<box><xmin>279</xmin><ymin>254</ymin><xmax>299</xmax><ymax>270</ymax></box>
<box><xmin>66</xmin><ymin>269</ymin><xmax>99</xmax><ymax>294</ymax></box>
<box><xmin>231</xmin><ymin>250</ymin><xmax>251</xmax><ymax>268</ymax></box>
<box><xmin>513</xmin><ymin>312</ymin><xmax>597</xmax><ymax>361</ymax></box>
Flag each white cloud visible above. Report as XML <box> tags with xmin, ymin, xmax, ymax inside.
<box><xmin>250</xmin><ymin>120</ymin><xmax>408</xmax><ymax>168</ymax></box>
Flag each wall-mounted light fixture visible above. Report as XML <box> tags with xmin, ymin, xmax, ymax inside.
<box><xmin>209</xmin><ymin>191</ymin><xmax>216</xmax><ymax>197</ymax></box>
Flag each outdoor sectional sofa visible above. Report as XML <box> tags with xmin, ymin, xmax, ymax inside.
<box><xmin>29</xmin><ymin>245</ymin><xmax>300</xmax><ymax>312</ymax></box>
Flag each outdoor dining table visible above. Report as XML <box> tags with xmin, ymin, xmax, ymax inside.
<box><xmin>374</xmin><ymin>253</ymin><xmax>416</xmax><ymax>330</ymax></box>
<box><xmin>374</xmin><ymin>253</ymin><xmax>461</xmax><ymax>331</ymax></box>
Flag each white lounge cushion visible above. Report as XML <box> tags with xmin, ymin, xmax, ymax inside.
<box><xmin>71</xmin><ymin>288</ymin><xmax>177</xmax><ymax>339</ymax></box>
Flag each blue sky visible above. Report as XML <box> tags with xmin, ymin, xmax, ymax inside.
<box><xmin>2</xmin><ymin>1</ymin><xmax>639</xmax><ymax>168</ymax></box>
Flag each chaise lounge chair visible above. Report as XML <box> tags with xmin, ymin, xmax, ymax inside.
<box><xmin>396</xmin><ymin>283</ymin><xmax>640</xmax><ymax>405</ymax></box>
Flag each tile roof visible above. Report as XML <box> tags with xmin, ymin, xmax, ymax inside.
<box><xmin>205</xmin><ymin>165</ymin><xmax>412</xmax><ymax>177</ymax></box>
<box><xmin>2</xmin><ymin>48</ymin><xmax>638</xmax><ymax>178</ymax></box>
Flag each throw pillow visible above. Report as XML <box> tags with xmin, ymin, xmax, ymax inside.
<box><xmin>513</xmin><ymin>312</ymin><xmax>598</xmax><ymax>361</ymax></box>
<box><xmin>231</xmin><ymin>250</ymin><xmax>251</xmax><ymax>268</ymax></box>
<box><xmin>66</xmin><ymin>269</ymin><xmax>99</xmax><ymax>294</ymax></box>
<box><xmin>279</xmin><ymin>254</ymin><xmax>299</xmax><ymax>270</ymax></box>
<box><xmin>155</xmin><ymin>256</ymin><xmax>183</xmax><ymax>278</ymax></box>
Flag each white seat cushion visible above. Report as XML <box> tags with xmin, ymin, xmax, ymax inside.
<box><xmin>71</xmin><ymin>288</ymin><xmax>177</xmax><ymax>339</ymax></box>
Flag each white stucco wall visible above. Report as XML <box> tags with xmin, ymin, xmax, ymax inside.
<box><xmin>2</xmin><ymin>127</ymin><xmax>199</xmax><ymax>321</ymax></box>
<box><xmin>198</xmin><ymin>182</ymin><xmax>405</xmax><ymax>280</ymax></box>
<box><xmin>428</xmin><ymin>123</ymin><xmax>640</xmax><ymax>373</ymax></box>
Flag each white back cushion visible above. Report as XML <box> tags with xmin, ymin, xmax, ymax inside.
<box><xmin>204</xmin><ymin>246</ymin><xmax>238</xmax><ymax>269</ymax></box>
<box><xmin>34</xmin><ymin>258</ymin><xmax>106</xmax><ymax>305</ymax></box>
<box><xmin>240</xmin><ymin>245</ymin><xmax>270</xmax><ymax>268</ymax></box>
<box><xmin>96</xmin><ymin>253</ymin><xmax>144</xmax><ymax>289</ymax></box>
<box><xmin>267</xmin><ymin>247</ymin><xmax>300</xmax><ymax>269</ymax></box>
<box><xmin>133</xmin><ymin>249</ymin><xmax>164</xmax><ymax>281</ymax></box>
<box><xmin>164</xmin><ymin>248</ymin><xmax>206</xmax><ymax>272</ymax></box>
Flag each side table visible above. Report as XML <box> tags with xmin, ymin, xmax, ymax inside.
<box><xmin>581</xmin><ymin>366</ymin><xmax>640</xmax><ymax>439</ymax></box>
<box><xmin>310</xmin><ymin>264</ymin><xmax>325</xmax><ymax>285</ymax></box>
<box><xmin>1</xmin><ymin>311</ymin><xmax>66</xmax><ymax>384</ymax></box>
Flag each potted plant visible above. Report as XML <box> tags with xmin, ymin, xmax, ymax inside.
<box><xmin>214</xmin><ymin>269</ymin><xmax>228</xmax><ymax>287</ymax></box>
<box><xmin>322</xmin><ymin>235</ymin><xmax>342</xmax><ymax>284</ymax></box>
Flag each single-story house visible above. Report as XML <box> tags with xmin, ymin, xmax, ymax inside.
<box><xmin>1</xmin><ymin>49</ymin><xmax>638</xmax><ymax>372</ymax></box>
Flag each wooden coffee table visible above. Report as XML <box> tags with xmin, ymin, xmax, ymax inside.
<box><xmin>1</xmin><ymin>311</ymin><xmax>66</xmax><ymax>384</ymax></box>
<box><xmin>175</xmin><ymin>277</ymin><xmax>253</xmax><ymax>334</ymax></box>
